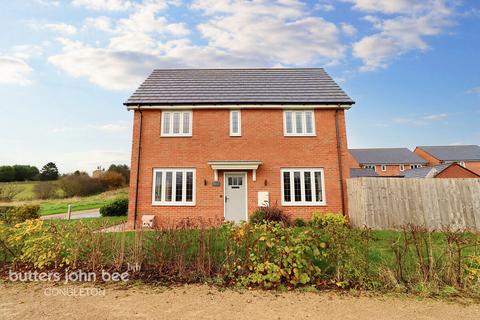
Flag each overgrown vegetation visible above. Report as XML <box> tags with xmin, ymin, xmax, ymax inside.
<box><xmin>0</xmin><ymin>212</ymin><xmax>479</xmax><ymax>298</ymax></box>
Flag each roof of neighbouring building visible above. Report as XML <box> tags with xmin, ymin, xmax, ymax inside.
<box><xmin>349</xmin><ymin>148</ymin><xmax>428</xmax><ymax>165</ymax></box>
<box><xmin>403</xmin><ymin>163</ymin><xmax>480</xmax><ymax>178</ymax></box>
<box><xmin>416</xmin><ymin>145</ymin><xmax>480</xmax><ymax>161</ymax></box>
<box><xmin>350</xmin><ymin>168</ymin><xmax>379</xmax><ymax>177</ymax></box>
<box><xmin>124</xmin><ymin>68</ymin><xmax>354</xmax><ymax>106</ymax></box>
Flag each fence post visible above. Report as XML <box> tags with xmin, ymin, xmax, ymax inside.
<box><xmin>67</xmin><ymin>204</ymin><xmax>72</xmax><ymax>220</ymax></box>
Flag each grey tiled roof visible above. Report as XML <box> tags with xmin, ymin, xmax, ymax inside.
<box><xmin>124</xmin><ymin>68</ymin><xmax>354</xmax><ymax>106</ymax></box>
<box><xmin>349</xmin><ymin>148</ymin><xmax>428</xmax><ymax>165</ymax></box>
<box><xmin>403</xmin><ymin>163</ymin><xmax>452</xmax><ymax>178</ymax></box>
<box><xmin>416</xmin><ymin>145</ymin><xmax>480</xmax><ymax>161</ymax></box>
<box><xmin>350</xmin><ymin>168</ymin><xmax>379</xmax><ymax>177</ymax></box>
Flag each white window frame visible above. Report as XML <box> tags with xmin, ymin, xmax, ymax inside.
<box><xmin>280</xmin><ymin>168</ymin><xmax>326</xmax><ymax>206</ymax></box>
<box><xmin>283</xmin><ymin>110</ymin><xmax>316</xmax><ymax>136</ymax></box>
<box><xmin>399</xmin><ymin>165</ymin><xmax>405</xmax><ymax>172</ymax></box>
<box><xmin>152</xmin><ymin>168</ymin><xmax>196</xmax><ymax>206</ymax></box>
<box><xmin>381</xmin><ymin>165</ymin><xmax>387</xmax><ymax>172</ymax></box>
<box><xmin>229</xmin><ymin>110</ymin><xmax>241</xmax><ymax>136</ymax></box>
<box><xmin>363</xmin><ymin>165</ymin><xmax>376</xmax><ymax>171</ymax></box>
<box><xmin>161</xmin><ymin>111</ymin><xmax>192</xmax><ymax>137</ymax></box>
<box><xmin>410</xmin><ymin>164</ymin><xmax>422</xmax><ymax>169</ymax></box>
<box><xmin>459</xmin><ymin>161</ymin><xmax>466</xmax><ymax>168</ymax></box>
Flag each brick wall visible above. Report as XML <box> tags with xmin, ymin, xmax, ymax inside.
<box><xmin>127</xmin><ymin>108</ymin><xmax>350</xmax><ymax>229</ymax></box>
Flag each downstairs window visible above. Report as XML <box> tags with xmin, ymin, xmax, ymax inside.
<box><xmin>281</xmin><ymin>168</ymin><xmax>326</xmax><ymax>206</ymax></box>
<box><xmin>152</xmin><ymin>168</ymin><xmax>195</xmax><ymax>205</ymax></box>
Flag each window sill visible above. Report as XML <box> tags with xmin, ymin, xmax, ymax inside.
<box><xmin>160</xmin><ymin>135</ymin><xmax>192</xmax><ymax>138</ymax></box>
<box><xmin>281</xmin><ymin>202</ymin><xmax>327</xmax><ymax>207</ymax></box>
<box><xmin>151</xmin><ymin>202</ymin><xmax>196</xmax><ymax>206</ymax></box>
<box><xmin>283</xmin><ymin>134</ymin><xmax>317</xmax><ymax>137</ymax></box>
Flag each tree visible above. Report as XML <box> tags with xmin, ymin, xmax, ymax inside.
<box><xmin>13</xmin><ymin>165</ymin><xmax>39</xmax><ymax>181</ymax></box>
<box><xmin>0</xmin><ymin>166</ymin><xmax>15</xmax><ymax>182</ymax></box>
<box><xmin>39</xmin><ymin>162</ymin><xmax>59</xmax><ymax>181</ymax></box>
<box><xmin>108</xmin><ymin>164</ymin><xmax>130</xmax><ymax>183</ymax></box>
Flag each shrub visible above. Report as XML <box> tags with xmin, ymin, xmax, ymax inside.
<box><xmin>99</xmin><ymin>171</ymin><xmax>126</xmax><ymax>190</ymax></box>
<box><xmin>294</xmin><ymin>218</ymin><xmax>307</xmax><ymax>227</ymax></box>
<box><xmin>0</xmin><ymin>184</ymin><xmax>21</xmax><ymax>202</ymax></box>
<box><xmin>0</xmin><ymin>166</ymin><xmax>15</xmax><ymax>182</ymax></box>
<box><xmin>33</xmin><ymin>181</ymin><xmax>58</xmax><ymax>199</ymax></box>
<box><xmin>100</xmin><ymin>198</ymin><xmax>128</xmax><ymax>216</ymax></box>
<box><xmin>249</xmin><ymin>205</ymin><xmax>291</xmax><ymax>226</ymax></box>
<box><xmin>59</xmin><ymin>174</ymin><xmax>105</xmax><ymax>197</ymax></box>
<box><xmin>11</xmin><ymin>205</ymin><xmax>40</xmax><ymax>223</ymax></box>
<box><xmin>108</xmin><ymin>164</ymin><xmax>130</xmax><ymax>183</ymax></box>
<box><xmin>225</xmin><ymin>222</ymin><xmax>327</xmax><ymax>288</ymax></box>
<box><xmin>311</xmin><ymin>212</ymin><xmax>348</xmax><ymax>228</ymax></box>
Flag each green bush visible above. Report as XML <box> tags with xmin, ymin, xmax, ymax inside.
<box><xmin>294</xmin><ymin>218</ymin><xmax>307</xmax><ymax>227</ymax></box>
<box><xmin>225</xmin><ymin>222</ymin><xmax>327</xmax><ymax>288</ymax></box>
<box><xmin>249</xmin><ymin>205</ymin><xmax>291</xmax><ymax>226</ymax></box>
<box><xmin>11</xmin><ymin>205</ymin><xmax>40</xmax><ymax>224</ymax></box>
<box><xmin>100</xmin><ymin>198</ymin><xmax>128</xmax><ymax>216</ymax></box>
<box><xmin>311</xmin><ymin>212</ymin><xmax>347</xmax><ymax>228</ymax></box>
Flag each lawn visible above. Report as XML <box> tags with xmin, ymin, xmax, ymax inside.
<box><xmin>44</xmin><ymin>216</ymin><xmax>127</xmax><ymax>229</ymax></box>
<box><xmin>0</xmin><ymin>186</ymin><xmax>128</xmax><ymax>216</ymax></box>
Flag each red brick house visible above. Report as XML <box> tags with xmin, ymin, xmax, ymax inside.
<box><xmin>403</xmin><ymin>162</ymin><xmax>480</xmax><ymax>178</ymax></box>
<box><xmin>349</xmin><ymin>148</ymin><xmax>427</xmax><ymax>177</ymax></box>
<box><xmin>124</xmin><ymin>68</ymin><xmax>354</xmax><ymax>229</ymax></box>
<box><xmin>414</xmin><ymin>145</ymin><xmax>480</xmax><ymax>175</ymax></box>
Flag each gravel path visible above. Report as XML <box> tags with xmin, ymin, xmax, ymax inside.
<box><xmin>0</xmin><ymin>283</ymin><xmax>478</xmax><ymax>320</ymax></box>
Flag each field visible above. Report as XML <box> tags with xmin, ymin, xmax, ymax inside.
<box><xmin>0</xmin><ymin>181</ymin><xmax>128</xmax><ymax>215</ymax></box>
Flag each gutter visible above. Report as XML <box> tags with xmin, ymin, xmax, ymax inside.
<box><xmin>133</xmin><ymin>106</ymin><xmax>143</xmax><ymax>230</ymax></box>
<box><xmin>335</xmin><ymin>108</ymin><xmax>346</xmax><ymax>215</ymax></box>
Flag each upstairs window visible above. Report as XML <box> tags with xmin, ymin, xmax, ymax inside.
<box><xmin>230</xmin><ymin>110</ymin><xmax>241</xmax><ymax>136</ymax></box>
<box><xmin>381</xmin><ymin>165</ymin><xmax>387</xmax><ymax>172</ymax></box>
<box><xmin>400</xmin><ymin>165</ymin><xmax>405</xmax><ymax>171</ymax></box>
<box><xmin>281</xmin><ymin>168</ymin><xmax>325</xmax><ymax>206</ymax></box>
<box><xmin>161</xmin><ymin>111</ymin><xmax>192</xmax><ymax>136</ymax></box>
<box><xmin>410</xmin><ymin>164</ymin><xmax>422</xmax><ymax>169</ymax></box>
<box><xmin>152</xmin><ymin>168</ymin><xmax>195</xmax><ymax>205</ymax></box>
<box><xmin>363</xmin><ymin>165</ymin><xmax>376</xmax><ymax>171</ymax></box>
<box><xmin>284</xmin><ymin>110</ymin><xmax>315</xmax><ymax>136</ymax></box>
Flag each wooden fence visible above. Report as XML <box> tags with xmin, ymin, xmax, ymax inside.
<box><xmin>347</xmin><ymin>177</ymin><xmax>480</xmax><ymax>230</ymax></box>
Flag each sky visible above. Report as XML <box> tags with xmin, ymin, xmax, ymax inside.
<box><xmin>0</xmin><ymin>0</ymin><xmax>479</xmax><ymax>174</ymax></box>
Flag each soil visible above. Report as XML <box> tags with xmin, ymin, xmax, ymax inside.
<box><xmin>0</xmin><ymin>283</ymin><xmax>479</xmax><ymax>320</ymax></box>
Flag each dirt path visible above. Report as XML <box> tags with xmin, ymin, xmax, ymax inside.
<box><xmin>40</xmin><ymin>208</ymin><xmax>101</xmax><ymax>220</ymax></box>
<box><xmin>0</xmin><ymin>283</ymin><xmax>478</xmax><ymax>320</ymax></box>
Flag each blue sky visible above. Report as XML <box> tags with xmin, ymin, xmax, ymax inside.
<box><xmin>0</xmin><ymin>0</ymin><xmax>479</xmax><ymax>173</ymax></box>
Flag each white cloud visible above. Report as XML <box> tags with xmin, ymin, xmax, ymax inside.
<box><xmin>315</xmin><ymin>2</ymin><xmax>335</xmax><ymax>12</ymax></box>
<box><xmin>394</xmin><ymin>113</ymin><xmax>448</xmax><ymax>126</ymax></box>
<box><xmin>89</xmin><ymin>121</ymin><xmax>130</xmax><ymax>133</ymax></box>
<box><xmin>0</xmin><ymin>56</ymin><xmax>33</xmax><ymax>86</ymax></box>
<box><xmin>352</xmin><ymin>0</ymin><xmax>455</xmax><ymax>71</ymax></box>
<box><xmin>72</xmin><ymin>0</ymin><xmax>133</xmax><ymax>11</ymax></box>
<box><xmin>11</xmin><ymin>44</ymin><xmax>44</xmax><ymax>60</ymax></box>
<box><xmin>44</xmin><ymin>22</ymin><xmax>78</xmax><ymax>34</ymax></box>
<box><xmin>51</xmin><ymin>0</ymin><xmax>343</xmax><ymax>90</ymax></box>
<box><xmin>466</xmin><ymin>86</ymin><xmax>480</xmax><ymax>95</ymax></box>
<box><xmin>342</xmin><ymin>0</ymin><xmax>421</xmax><ymax>14</ymax></box>
<box><xmin>340</xmin><ymin>23</ymin><xmax>357</xmax><ymax>36</ymax></box>
<box><xmin>35</xmin><ymin>0</ymin><xmax>60</xmax><ymax>6</ymax></box>
<box><xmin>193</xmin><ymin>0</ymin><xmax>345</xmax><ymax>66</ymax></box>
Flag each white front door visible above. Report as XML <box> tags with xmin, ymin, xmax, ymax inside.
<box><xmin>224</xmin><ymin>173</ymin><xmax>247</xmax><ymax>222</ymax></box>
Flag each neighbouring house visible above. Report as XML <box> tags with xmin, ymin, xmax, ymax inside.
<box><xmin>350</xmin><ymin>168</ymin><xmax>378</xmax><ymax>178</ymax></box>
<box><xmin>403</xmin><ymin>162</ymin><xmax>480</xmax><ymax>178</ymax></box>
<box><xmin>124</xmin><ymin>68</ymin><xmax>354</xmax><ymax>229</ymax></box>
<box><xmin>414</xmin><ymin>145</ymin><xmax>480</xmax><ymax>175</ymax></box>
<box><xmin>349</xmin><ymin>148</ymin><xmax>427</xmax><ymax>177</ymax></box>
